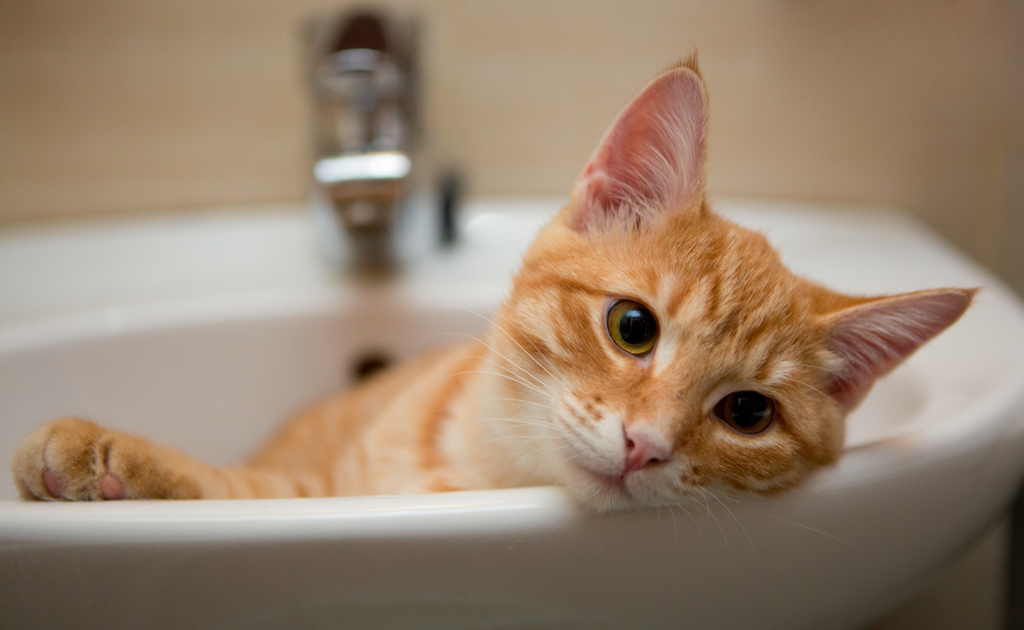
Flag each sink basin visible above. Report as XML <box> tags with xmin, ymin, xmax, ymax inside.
<box><xmin>2</xmin><ymin>198</ymin><xmax>1024</xmax><ymax>629</ymax></box>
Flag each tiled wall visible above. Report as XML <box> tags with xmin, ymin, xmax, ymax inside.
<box><xmin>2</xmin><ymin>1</ymin><xmax>1022</xmax><ymax>294</ymax></box>
<box><xmin>1</xmin><ymin>2</ymin><xmax>1020</xmax><ymax>627</ymax></box>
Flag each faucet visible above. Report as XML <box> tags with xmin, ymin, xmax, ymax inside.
<box><xmin>306</xmin><ymin>11</ymin><xmax>421</xmax><ymax>270</ymax></box>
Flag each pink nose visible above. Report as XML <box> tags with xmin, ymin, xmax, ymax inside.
<box><xmin>623</xmin><ymin>426</ymin><xmax>672</xmax><ymax>475</ymax></box>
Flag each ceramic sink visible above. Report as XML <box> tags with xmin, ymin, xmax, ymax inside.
<box><xmin>1</xmin><ymin>198</ymin><xmax>1023</xmax><ymax>630</ymax></box>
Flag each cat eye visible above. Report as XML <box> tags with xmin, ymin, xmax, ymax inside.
<box><xmin>714</xmin><ymin>391</ymin><xmax>774</xmax><ymax>434</ymax></box>
<box><xmin>607</xmin><ymin>300</ymin><xmax>658</xmax><ymax>356</ymax></box>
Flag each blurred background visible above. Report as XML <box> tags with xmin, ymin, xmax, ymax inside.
<box><xmin>1</xmin><ymin>1</ymin><xmax>1021</xmax><ymax>628</ymax></box>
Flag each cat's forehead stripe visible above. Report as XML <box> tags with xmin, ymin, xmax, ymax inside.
<box><xmin>651</xmin><ymin>329</ymin><xmax>681</xmax><ymax>378</ymax></box>
<box><xmin>760</xmin><ymin>358</ymin><xmax>798</xmax><ymax>388</ymax></box>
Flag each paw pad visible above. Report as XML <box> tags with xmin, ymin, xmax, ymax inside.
<box><xmin>100</xmin><ymin>472</ymin><xmax>125</xmax><ymax>500</ymax></box>
<box><xmin>42</xmin><ymin>469</ymin><xmax>65</xmax><ymax>499</ymax></box>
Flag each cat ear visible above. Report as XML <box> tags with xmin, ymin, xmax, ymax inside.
<box><xmin>570</xmin><ymin>62</ymin><xmax>708</xmax><ymax>231</ymax></box>
<box><xmin>822</xmin><ymin>288</ymin><xmax>976</xmax><ymax>409</ymax></box>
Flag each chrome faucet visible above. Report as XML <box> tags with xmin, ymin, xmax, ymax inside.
<box><xmin>306</xmin><ymin>11</ymin><xmax>420</xmax><ymax>270</ymax></box>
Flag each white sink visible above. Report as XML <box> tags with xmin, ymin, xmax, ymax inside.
<box><xmin>2</xmin><ymin>198</ymin><xmax>1024</xmax><ymax>630</ymax></box>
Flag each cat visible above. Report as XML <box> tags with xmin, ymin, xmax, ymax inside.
<box><xmin>11</xmin><ymin>57</ymin><xmax>974</xmax><ymax>512</ymax></box>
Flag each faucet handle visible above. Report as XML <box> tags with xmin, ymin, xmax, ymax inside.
<box><xmin>305</xmin><ymin>9</ymin><xmax>424</xmax><ymax>271</ymax></box>
<box><xmin>309</xmin><ymin>11</ymin><xmax>417</xmax><ymax>155</ymax></box>
<box><xmin>314</xmin><ymin>151</ymin><xmax>412</xmax><ymax>231</ymax></box>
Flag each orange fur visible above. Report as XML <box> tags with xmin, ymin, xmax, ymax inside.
<box><xmin>11</xmin><ymin>60</ymin><xmax>975</xmax><ymax>511</ymax></box>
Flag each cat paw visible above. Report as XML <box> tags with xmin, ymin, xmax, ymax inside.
<box><xmin>11</xmin><ymin>417</ymin><xmax>200</xmax><ymax>501</ymax></box>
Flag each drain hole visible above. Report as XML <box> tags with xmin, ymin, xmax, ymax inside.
<box><xmin>351</xmin><ymin>352</ymin><xmax>393</xmax><ymax>381</ymax></box>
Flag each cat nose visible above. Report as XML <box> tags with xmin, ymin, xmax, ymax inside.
<box><xmin>623</xmin><ymin>426</ymin><xmax>672</xmax><ymax>475</ymax></box>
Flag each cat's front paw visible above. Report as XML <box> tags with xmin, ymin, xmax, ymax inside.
<box><xmin>11</xmin><ymin>417</ymin><xmax>200</xmax><ymax>501</ymax></box>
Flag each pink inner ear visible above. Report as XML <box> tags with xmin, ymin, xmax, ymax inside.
<box><xmin>571</xmin><ymin>67</ymin><xmax>707</xmax><ymax>231</ymax></box>
<box><xmin>825</xmin><ymin>289</ymin><xmax>975</xmax><ymax>409</ymax></box>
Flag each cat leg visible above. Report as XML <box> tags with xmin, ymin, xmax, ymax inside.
<box><xmin>11</xmin><ymin>417</ymin><xmax>327</xmax><ymax>501</ymax></box>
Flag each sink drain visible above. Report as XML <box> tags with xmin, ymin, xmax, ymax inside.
<box><xmin>351</xmin><ymin>352</ymin><xmax>393</xmax><ymax>381</ymax></box>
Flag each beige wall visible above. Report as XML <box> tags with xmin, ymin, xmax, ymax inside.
<box><xmin>0</xmin><ymin>2</ymin><xmax>1021</xmax><ymax>627</ymax></box>
<box><xmin>1</xmin><ymin>1</ymin><xmax>1022</xmax><ymax>290</ymax></box>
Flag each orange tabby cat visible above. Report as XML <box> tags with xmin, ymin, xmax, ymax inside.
<box><xmin>11</xmin><ymin>58</ymin><xmax>974</xmax><ymax>511</ymax></box>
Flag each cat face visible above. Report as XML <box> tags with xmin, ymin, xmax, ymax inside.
<box><xmin>491</xmin><ymin>208</ymin><xmax>846</xmax><ymax>510</ymax></box>
<box><xmin>483</xmin><ymin>59</ymin><xmax>973</xmax><ymax>511</ymax></box>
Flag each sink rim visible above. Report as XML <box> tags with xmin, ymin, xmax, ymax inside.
<box><xmin>3</xmin><ymin>198</ymin><xmax>1024</xmax><ymax>529</ymax></box>
<box><xmin>4</xmin><ymin>200</ymin><xmax>1024</xmax><ymax>630</ymax></box>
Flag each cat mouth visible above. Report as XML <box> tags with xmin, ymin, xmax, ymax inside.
<box><xmin>572</xmin><ymin>462</ymin><xmax>630</xmax><ymax>494</ymax></box>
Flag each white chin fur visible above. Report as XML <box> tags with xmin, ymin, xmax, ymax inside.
<box><xmin>556</xmin><ymin>460</ymin><xmax>685</xmax><ymax>512</ymax></box>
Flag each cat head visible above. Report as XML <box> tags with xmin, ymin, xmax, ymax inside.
<box><xmin>487</xmin><ymin>58</ymin><xmax>975</xmax><ymax>511</ymax></box>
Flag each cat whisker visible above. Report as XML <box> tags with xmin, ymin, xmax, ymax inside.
<box><xmin>480</xmin><ymin>415</ymin><xmax>549</xmax><ymax>425</ymax></box>
<box><xmin>448</xmin><ymin>309</ymin><xmax>559</xmax><ymax>386</ymax></box>
<box><xmin>471</xmin><ymin>397</ymin><xmax>556</xmax><ymax>411</ymax></box>
<box><xmin>696</xmin><ymin>487</ymin><xmax>731</xmax><ymax>562</ymax></box>
<box><xmin>482</xmin><ymin>424</ymin><xmax>550</xmax><ymax>435</ymax></box>
<box><xmin>469</xmin><ymin>306</ymin><xmax>562</xmax><ymax>384</ymax></box>
<box><xmin>513</xmin><ymin>442</ymin><xmax>566</xmax><ymax>465</ymax></box>
<box><xmin>561</xmin><ymin>446</ymin><xmax>601</xmax><ymax>470</ymax></box>
<box><xmin>447</xmin><ymin>369</ymin><xmax>548</xmax><ymax>399</ymax></box>
<box><xmin>712</xmin><ymin>491</ymin><xmax>852</xmax><ymax>547</ymax></box>
<box><xmin>671</xmin><ymin>503</ymin><xmax>709</xmax><ymax>549</ymax></box>
<box><xmin>482</xmin><ymin>434</ymin><xmax>551</xmax><ymax>445</ymax></box>
<box><xmin>666</xmin><ymin>505</ymin><xmax>680</xmax><ymax>551</ymax></box>
<box><xmin>484</xmin><ymin>436</ymin><xmax>550</xmax><ymax>448</ymax></box>
<box><xmin>478</xmin><ymin>353</ymin><xmax>543</xmax><ymax>382</ymax></box>
<box><xmin>704</xmin><ymin>488</ymin><xmax>764</xmax><ymax>573</ymax></box>
<box><xmin>492</xmin><ymin>313</ymin><xmax>560</xmax><ymax>376</ymax></box>
<box><xmin>469</xmin><ymin>333</ymin><xmax>551</xmax><ymax>390</ymax></box>
<box><xmin>462</xmin><ymin>362</ymin><xmax>547</xmax><ymax>393</ymax></box>
<box><xmin>475</xmin><ymin>357</ymin><xmax>552</xmax><ymax>398</ymax></box>
<box><xmin>553</xmin><ymin>417</ymin><xmax>605</xmax><ymax>458</ymax></box>
<box><xmin>787</xmin><ymin>361</ymin><xmax>845</xmax><ymax>378</ymax></box>
<box><xmin>478</xmin><ymin>418</ymin><xmax>553</xmax><ymax>433</ymax></box>
<box><xmin>673</xmin><ymin>501</ymin><xmax>704</xmax><ymax>543</ymax></box>
<box><xmin>421</xmin><ymin>329</ymin><xmax>549</xmax><ymax>390</ymax></box>
<box><xmin>480</xmin><ymin>426</ymin><xmax>550</xmax><ymax>440</ymax></box>
<box><xmin>785</xmin><ymin>376</ymin><xmax>849</xmax><ymax>411</ymax></box>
